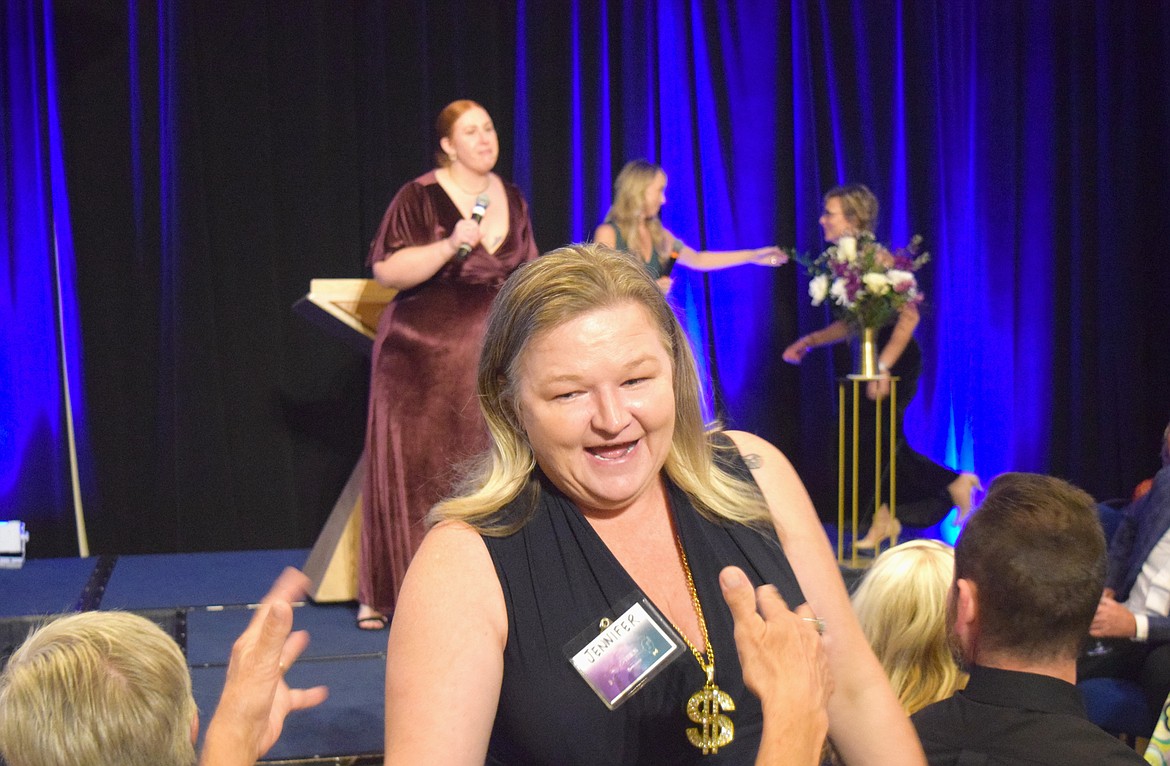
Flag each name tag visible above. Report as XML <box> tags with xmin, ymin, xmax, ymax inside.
<box><xmin>564</xmin><ymin>597</ymin><xmax>685</xmax><ymax>710</ymax></box>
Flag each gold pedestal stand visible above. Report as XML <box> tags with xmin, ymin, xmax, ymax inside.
<box><xmin>837</xmin><ymin>375</ymin><xmax>899</xmax><ymax>567</ymax></box>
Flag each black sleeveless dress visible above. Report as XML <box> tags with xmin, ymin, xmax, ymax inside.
<box><xmin>481</xmin><ymin>449</ymin><xmax>805</xmax><ymax>765</ymax></box>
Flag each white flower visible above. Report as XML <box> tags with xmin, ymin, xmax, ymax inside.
<box><xmin>887</xmin><ymin>269</ymin><xmax>916</xmax><ymax>293</ymax></box>
<box><xmin>836</xmin><ymin>236</ymin><xmax>857</xmax><ymax>263</ymax></box>
<box><xmin>830</xmin><ymin>278</ymin><xmax>851</xmax><ymax>307</ymax></box>
<box><xmin>862</xmin><ymin>272</ymin><xmax>891</xmax><ymax>295</ymax></box>
<box><xmin>808</xmin><ymin>275</ymin><xmax>830</xmax><ymax>306</ymax></box>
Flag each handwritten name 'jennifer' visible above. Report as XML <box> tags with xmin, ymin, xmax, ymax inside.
<box><xmin>583</xmin><ymin>613</ymin><xmax>641</xmax><ymax>664</ymax></box>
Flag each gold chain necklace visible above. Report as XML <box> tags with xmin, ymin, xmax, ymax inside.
<box><xmin>447</xmin><ymin>168</ymin><xmax>490</xmax><ymax>196</ymax></box>
<box><xmin>673</xmin><ymin>534</ymin><xmax>735</xmax><ymax>754</ymax></box>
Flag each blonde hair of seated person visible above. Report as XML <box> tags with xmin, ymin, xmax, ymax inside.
<box><xmin>851</xmin><ymin>539</ymin><xmax>965</xmax><ymax>714</ymax></box>
<box><xmin>0</xmin><ymin>610</ymin><xmax>197</xmax><ymax>766</ymax></box>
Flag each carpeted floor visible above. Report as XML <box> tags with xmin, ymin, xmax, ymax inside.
<box><xmin>0</xmin><ymin>549</ymin><xmax>386</xmax><ymax>762</ymax></box>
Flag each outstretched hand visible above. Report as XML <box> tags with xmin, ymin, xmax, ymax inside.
<box><xmin>719</xmin><ymin>566</ymin><xmax>830</xmax><ymax>766</ymax></box>
<box><xmin>782</xmin><ymin>339</ymin><xmax>810</xmax><ymax>364</ymax></box>
<box><xmin>754</xmin><ymin>246</ymin><xmax>789</xmax><ymax>267</ymax></box>
<box><xmin>199</xmin><ymin>567</ymin><xmax>330</xmax><ymax>766</ymax></box>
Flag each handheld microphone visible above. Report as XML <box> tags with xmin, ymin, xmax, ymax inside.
<box><xmin>659</xmin><ymin>238</ymin><xmax>683</xmax><ymax>277</ymax></box>
<box><xmin>456</xmin><ymin>193</ymin><xmax>491</xmax><ymax>261</ymax></box>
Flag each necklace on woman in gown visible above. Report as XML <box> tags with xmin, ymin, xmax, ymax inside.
<box><xmin>673</xmin><ymin>534</ymin><xmax>735</xmax><ymax>754</ymax></box>
<box><xmin>447</xmin><ymin>167</ymin><xmax>490</xmax><ymax>196</ymax></box>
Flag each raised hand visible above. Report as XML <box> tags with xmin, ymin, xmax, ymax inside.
<box><xmin>719</xmin><ymin>566</ymin><xmax>830</xmax><ymax>766</ymax></box>
<box><xmin>199</xmin><ymin>568</ymin><xmax>330</xmax><ymax>766</ymax></box>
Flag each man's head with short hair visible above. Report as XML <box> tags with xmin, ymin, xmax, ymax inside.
<box><xmin>951</xmin><ymin>472</ymin><xmax>1105</xmax><ymax>666</ymax></box>
<box><xmin>0</xmin><ymin>610</ymin><xmax>198</xmax><ymax>766</ymax></box>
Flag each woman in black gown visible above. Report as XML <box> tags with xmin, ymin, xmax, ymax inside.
<box><xmin>783</xmin><ymin>184</ymin><xmax>980</xmax><ymax>549</ymax></box>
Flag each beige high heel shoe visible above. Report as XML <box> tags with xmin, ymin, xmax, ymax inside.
<box><xmin>854</xmin><ymin>504</ymin><xmax>902</xmax><ymax>551</ymax></box>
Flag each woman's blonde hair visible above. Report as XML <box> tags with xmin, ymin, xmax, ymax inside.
<box><xmin>0</xmin><ymin>611</ymin><xmax>197</xmax><ymax>766</ymax></box>
<box><xmin>825</xmin><ymin>183</ymin><xmax>879</xmax><ymax>236</ymax></box>
<box><xmin>429</xmin><ymin>243</ymin><xmax>771</xmax><ymax>534</ymax></box>
<box><xmin>851</xmin><ymin>539</ymin><xmax>964</xmax><ymax>714</ymax></box>
<box><xmin>604</xmin><ymin>160</ymin><xmax>669</xmax><ymax>259</ymax></box>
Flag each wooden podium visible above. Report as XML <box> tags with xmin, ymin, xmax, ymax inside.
<box><xmin>294</xmin><ymin>279</ymin><xmax>396</xmax><ymax>602</ymax></box>
<box><xmin>292</xmin><ymin>278</ymin><xmax>397</xmax><ymax>355</ymax></box>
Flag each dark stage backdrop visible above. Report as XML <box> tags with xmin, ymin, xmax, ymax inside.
<box><xmin>5</xmin><ymin>0</ymin><xmax>1169</xmax><ymax>556</ymax></box>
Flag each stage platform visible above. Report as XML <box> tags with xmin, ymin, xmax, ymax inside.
<box><xmin>0</xmin><ymin>533</ymin><xmax>904</xmax><ymax>764</ymax></box>
<box><xmin>0</xmin><ymin>549</ymin><xmax>385</xmax><ymax>765</ymax></box>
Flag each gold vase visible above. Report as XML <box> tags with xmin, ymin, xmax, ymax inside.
<box><xmin>855</xmin><ymin>326</ymin><xmax>880</xmax><ymax>378</ymax></box>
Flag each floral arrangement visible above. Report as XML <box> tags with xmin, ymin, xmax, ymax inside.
<box><xmin>800</xmin><ymin>233</ymin><xmax>930</xmax><ymax>329</ymax></box>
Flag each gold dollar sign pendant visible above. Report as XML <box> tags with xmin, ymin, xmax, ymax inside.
<box><xmin>673</xmin><ymin>533</ymin><xmax>735</xmax><ymax>754</ymax></box>
<box><xmin>685</xmin><ymin>666</ymin><xmax>735</xmax><ymax>754</ymax></box>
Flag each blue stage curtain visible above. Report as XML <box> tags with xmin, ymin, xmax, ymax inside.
<box><xmin>786</xmin><ymin>0</ymin><xmax>1170</xmax><ymax>533</ymax></box>
<box><xmin>12</xmin><ymin>0</ymin><xmax>1168</xmax><ymax>555</ymax></box>
<box><xmin>547</xmin><ymin>1</ymin><xmax>1170</xmax><ymax>528</ymax></box>
<box><xmin>1</xmin><ymin>0</ymin><xmax>90</xmax><ymax>556</ymax></box>
<box><xmin>545</xmin><ymin>0</ymin><xmax>803</xmax><ymax>454</ymax></box>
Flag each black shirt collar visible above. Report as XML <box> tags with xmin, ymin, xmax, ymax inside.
<box><xmin>960</xmin><ymin>665</ymin><xmax>1087</xmax><ymax>717</ymax></box>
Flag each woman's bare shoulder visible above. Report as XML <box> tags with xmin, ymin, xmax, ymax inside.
<box><xmin>392</xmin><ymin>518</ymin><xmax>505</xmax><ymax>642</ymax></box>
<box><xmin>413</xmin><ymin>519</ymin><xmax>494</xmax><ymax>572</ymax></box>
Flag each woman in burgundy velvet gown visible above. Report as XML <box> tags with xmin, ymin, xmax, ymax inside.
<box><xmin>357</xmin><ymin>100</ymin><xmax>538</xmax><ymax>627</ymax></box>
